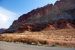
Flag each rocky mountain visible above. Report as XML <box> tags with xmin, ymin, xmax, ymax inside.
<box><xmin>8</xmin><ymin>0</ymin><xmax>75</xmax><ymax>32</ymax></box>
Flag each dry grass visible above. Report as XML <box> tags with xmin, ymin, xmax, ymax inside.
<box><xmin>0</xmin><ymin>29</ymin><xmax>75</xmax><ymax>47</ymax></box>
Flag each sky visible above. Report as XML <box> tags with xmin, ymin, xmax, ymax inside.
<box><xmin>0</xmin><ymin>0</ymin><xmax>57</xmax><ymax>28</ymax></box>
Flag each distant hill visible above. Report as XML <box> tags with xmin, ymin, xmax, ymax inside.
<box><xmin>0</xmin><ymin>29</ymin><xmax>6</xmax><ymax>33</ymax></box>
<box><xmin>8</xmin><ymin>0</ymin><xmax>75</xmax><ymax>33</ymax></box>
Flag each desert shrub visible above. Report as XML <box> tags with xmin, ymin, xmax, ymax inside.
<box><xmin>38</xmin><ymin>40</ymin><xmax>48</xmax><ymax>45</ymax></box>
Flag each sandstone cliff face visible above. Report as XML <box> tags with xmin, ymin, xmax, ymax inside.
<box><xmin>8</xmin><ymin>0</ymin><xmax>75</xmax><ymax>32</ymax></box>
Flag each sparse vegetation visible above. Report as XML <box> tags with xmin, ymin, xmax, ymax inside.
<box><xmin>0</xmin><ymin>29</ymin><xmax>75</xmax><ymax>47</ymax></box>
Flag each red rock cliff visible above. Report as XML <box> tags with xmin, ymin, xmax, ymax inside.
<box><xmin>8</xmin><ymin>0</ymin><xmax>75</xmax><ymax>32</ymax></box>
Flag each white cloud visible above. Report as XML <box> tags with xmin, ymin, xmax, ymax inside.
<box><xmin>0</xmin><ymin>13</ymin><xmax>8</xmax><ymax>22</ymax></box>
<box><xmin>0</xmin><ymin>7</ymin><xmax>19</xmax><ymax>28</ymax></box>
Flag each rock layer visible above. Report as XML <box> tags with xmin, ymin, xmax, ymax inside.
<box><xmin>8</xmin><ymin>0</ymin><xmax>75</xmax><ymax>32</ymax></box>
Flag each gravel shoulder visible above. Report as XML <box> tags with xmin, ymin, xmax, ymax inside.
<box><xmin>0</xmin><ymin>41</ymin><xmax>75</xmax><ymax>50</ymax></box>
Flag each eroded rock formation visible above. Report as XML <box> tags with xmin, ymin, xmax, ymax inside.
<box><xmin>8</xmin><ymin>0</ymin><xmax>75</xmax><ymax>32</ymax></box>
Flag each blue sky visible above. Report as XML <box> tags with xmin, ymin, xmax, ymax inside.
<box><xmin>0</xmin><ymin>0</ymin><xmax>57</xmax><ymax>28</ymax></box>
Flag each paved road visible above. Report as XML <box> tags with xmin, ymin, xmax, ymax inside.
<box><xmin>0</xmin><ymin>41</ymin><xmax>75</xmax><ymax>50</ymax></box>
